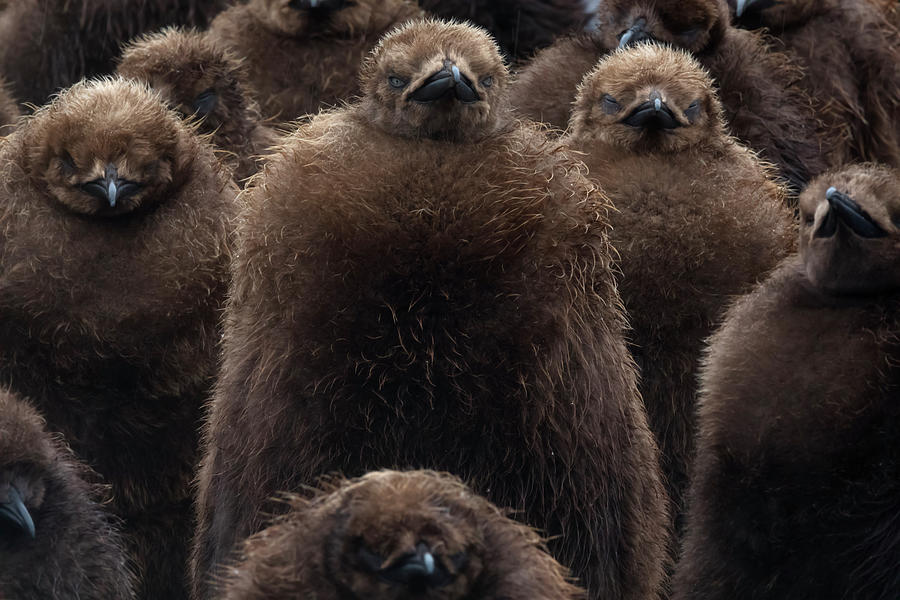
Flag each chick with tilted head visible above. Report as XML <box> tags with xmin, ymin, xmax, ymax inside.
<box><xmin>117</xmin><ymin>27</ymin><xmax>280</xmax><ymax>182</ymax></box>
<box><xmin>674</xmin><ymin>163</ymin><xmax>900</xmax><ymax>600</ymax></box>
<box><xmin>0</xmin><ymin>77</ymin><xmax>239</xmax><ymax>600</ymax></box>
<box><xmin>565</xmin><ymin>43</ymin><xmax>794</xmax><ymax>535</ymax></box>
<box><xmin>207</xmin><ymin>0</ymin><xmax>424</xmax><ymax>122</ymax></box>
<box><xmin>193</xmin><ymin>19</ymin><xmax>669</xmax><ymax>600</ymax></box>
<box><xmin>512</xmin><ymin>0</ymin><xmax>826</xmax><ymax>194</ymax></box>
<box><xmin>220</xmin><ymin>470</ymin><xmax>585</xmax><ymax>600</ymax></box>
<box><xmin>0</xmin><ymin>390</ymin><xmax>135</xmax><ymax>599</ymax></box>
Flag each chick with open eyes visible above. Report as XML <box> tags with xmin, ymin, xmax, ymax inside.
<box><xmin>219</xmin><ymin>471</ymin><xmax>585</xmax><ymax>600</ymax></box>
<box><xmin>673</xmin><ymin>163</ymin><xmax>900</xmax><ymax>600</ymax></box>
<box><xmin>0</xmin><ymin>77</ymin><xmax>239</xmax><ymax>600</ymax></box>
<box><xmin>728</xmin><ymin>0</ymin><xmax>900</xmax><ymax>169</ymax></box>
<box><xmin>565</xmin><ymin>43</ymin><xmax>794</xmax><ymax>533</ymax></box>
<box><xmin>207</xmin><ymin>0</ymin><xmax>424</xmax><ymax>122</ymax></box>
<box><xmin>0</xmin><ymin>390</ymin><xmax>135</xmax><ymax>599</ymax></box>
<box><xmin>513</xmin><ymin>0</ymin><xmax>826</xmax><ymax>194</ymax></box>
<box><xmin>117</xmin><ymin>28</ymin><xmax>280</xmax><ymax>181</ymax></box>
<box><xmin>193</xmin><ymin>19</ymin><xmax>669</xmax><ymax>600</ymax></box>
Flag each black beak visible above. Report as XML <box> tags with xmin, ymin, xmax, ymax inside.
<box><xmin>734</xmin><ymin>0</ymin><xmax>779</xmax><ymax>17</ymax></box>
<box><xmin>80</xmin><ymin>163</ymin><xmax>143</xmax><ymax>209</ymax></box>
<box><xmin>408</xmin><ymin>62</ymin><xmax>480</xmax><ymax>104</ymax></box>
<box><xmin>618</xmin><ymin>18</ymin><xmax>654</xmax><ymax>48</ymax></box>
<box><xmin>622</xmin><ymin>95</ymin><xmax>681</xmax><ymax>131</ymax></box>
<box><xmin>816</xmin><ymin>187</ymin><xmax>888</xmax><ymax>239</ymax></box>
<box><xmin>0</xmin><ymin>486</ymin><xmax>35</xmax><ymax>539</ymax></box>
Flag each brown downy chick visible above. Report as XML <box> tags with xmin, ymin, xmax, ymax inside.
<box><xmin>419</xmin><ymin>0</ymin><xmax>594</xmax><ymax>58</ymax></box>
<box><xmin>0</xmin><ymin>76</ymin><xmax>18</xmax><ymax>129</ymax></box>
<box><xmin>194</xmin><ymin>19</ymin><xmax>669</xmax><ymax>600</ymax></box>
<box><xmin>0</xmin><ymin>0</ymin><xmax>227</xmax><ymax>105</ymax></box>
<box><xmin>0</xmin><ymin>390</ymin><xmax>135</xmax><ymax>599</ymax></box>
<box><xmin>512</xmin><ymin>0</ymin><xmax>826</xmax><ymax>193</ymax></box>
<box><xmin>673</xmin><ymin>164</ymin><xmax>900</xmax><ymax>600</ymax></box>
<box><xmin>207</xmin><ymin>0</ymin><xmax>424</xmax><ymax>122</ymax></box>
<box><xmin>729</xmin><ymin>0</ymin><xmax>900</xmax><ymax>169</ymax></box>
<box><xmin>117</xmin><ymin>28</ymin><xmax>280</xmax><ymax>181</ymax></box>
<box><xmin>0</xmin><ymin>78</ymin><xmax>239</xmax><ymax>600</ymax></box>
<box><xmin>566</xmin><ymin>43</ymin><xmax>793</xmax><ymax>533</ymax></box>
<box><xmin>220</xmin><ymin>471</ymin><xmax>585</xmax><ymax>600</ymax></box>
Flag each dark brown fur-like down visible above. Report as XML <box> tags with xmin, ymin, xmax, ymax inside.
<box><xmin>194</xmin><ymin>20</ymin><xmax>669</xmax><ymax>600</ymax></box>
<box><xmin>729</xmin><ymin>0</ymin><xmax>900</xmax><ymax>169</ymax></box>
<box><xmin>0</xmin><ymin>0</ymin><xmax>227</xmax><ymax>105</ymax></box>
<box><xmin>0</xmin><ymin>76</ymin><xmax>18</xmax><ymax>129</ymax></box>
<box><xmin>0</xmin><ymin>78</ymin><xmax>239</xmax><ymax>600</ymax></box>
<box><xmin>207</xmin><ymin>0</ymin><xmax>424</xmax><ymax>122</ymax></box>
<box><xmin>117</xmin><ymin>27</ymin><xmax>281</xmax><ymax>182</ymax></box>
<box><xmin>673</xmin><ymin>164</ymin><xmax>900</xmax><ymax>600</ymax></box>
<box><xmin>512</xmin><ymin>0</ymin><xmax>826</xmax><ymax>193</ymax></box>
<box><xmin>220</xmin><ymin>471</ymin><xmax>586</xmax><ymax>600</ymax></box>
<box><xmin>419</xmin><ymin>0</ymin><xmax>594</xmax><ymax>58</ymax></box>
<box><xmin>566</xmin><ymin>44</ymin><xmax>794</xmax><ymax>534</ymax></box>
<box><xmin>0</xmin><ymin>390</ymin><xmax>135</xmax><ymax>599</ymax></box>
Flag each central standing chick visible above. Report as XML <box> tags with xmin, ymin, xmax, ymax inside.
<box><xmin>194</xmin><ymin>20</ymin><xmax>669</xmax><ymax>600</ymax></box>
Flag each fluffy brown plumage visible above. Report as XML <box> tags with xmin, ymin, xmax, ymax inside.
<box><xmin>419</xmin><ymin>0</ymin><xmax>593</xmax><ymax>58</ymax></box>
<box><xmin>512</xmin><ymin>0</ymin><xmax>826</xmax><ymax>193</ymax></box>
<box><xmin>0</xmin><ymin>389</ymin><xmax>135</xmax><ymax>599</ymax></box>
<box><xmin>0</xmin><ymin>0</ymin><xmax>227</xmax><ymax>105</ymax></box>
<box><xmin>220</xmin><ymin>470</ymin><xmax>585</xmax><ymax>600</ymax></box>
<box><xmin>0</xmin><ymin>76</ymin><xmax>18</xmax><ymax>129</ymax></box>
<box><xmin>673</xmin><ymin>164</ymin><xmax>900</xmax><ymax>599</ymax></box>
<box><xmin>565</xmin><ymin>44</ymin><xmax>794</xmax><ymax>533</ymax></box>
<box><xmin>206</xmin><ymin>0</ymin><xmax>424</xmax><ymax>121</ymax></box>
<box><xmin>194</xmin><ymin>19</ymin><xmax>669</xmax><ymax>600</ymax></box>
<box><xmin>729</xmin><ymin>0</ymin><xmax>900</xmax><ymax>169</ymax></box>
<box><xmin>117</xmin><ymin>27</ymin><xmax>280</xmax><ymax>181</ymax></box>
<box><xmin>0</xmin><ymin>78</ymin><xmax>238</xmax><ymax>599</ymax></box>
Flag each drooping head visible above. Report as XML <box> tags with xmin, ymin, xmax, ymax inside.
<box><xmin>359</xmin><ymin>20</ymin><xmax>510</xmax><ymax>142</ymax></box>
<box><xmin>0</xmin><ymin>395</ymin><xmax>48</xmax><ymax>547</ymax></box>
<box><xmin>570</xmin><ymin>43</ymin><xmax>726</xmax><ymax>153</ymax></box>
<box><xmin>799</xmin><ymin>164</ymin><xmax>900</xmax><ymax>295</ymax></box>
<box><xmin>117</xmin><ymin>28</ymin><xmax>260</xmax><ymax>138</ymax></box>
<box><xmin>22</xmin><ymin>78</ymin><xmax>193</xmax><ymax>217</ymax></box>
<box><xmin>592</xmin><ymin>0</ymin><xmax>728</xmax><ymax>53</ymax></box>
<box><xmin>728</xmin><ymin>0</ymin><xmax>820</xmax><ymax>29</ymax></box>
<box><xmin>249</xmin><ymin>0</ymin><xmax>407</xmax><ymax>36</ymax></box>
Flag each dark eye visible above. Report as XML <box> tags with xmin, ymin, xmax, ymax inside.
<box><xmin>388</xmin><ymin>76</ymin><xmax>408</xmax><ymax>89</ymax></box>
<box><xmin>804</xmin><ymin>214</ymin><xmax>814</xmax><ymax>225</ymax></box>
<box><xmin>480</xmin><ymin>75</ymin><xmax>493</xmax><ymax>88</ymax></box>
<box><xmin>58</xmin><ymin>151</ymin><xmax>77</xmax><ymax>173</ymax></box>
<box><xmin>193</xmin><ymin>88</ymin><xmax>218</xmax><ymax>117</ymax></box>
<box><xmin>684</xmin><ymin>99</ymin><xmax>701</xmax><ymax>123</ymax></box>
<box><xmin>601</xmin><ymin>94</ymin><xmax>620</xmax><ymax>115</ymax></box>
<box><xmin>680</xmin><ymin>27</ymin><xmax>700</xmax><ymax>39</ymax></box>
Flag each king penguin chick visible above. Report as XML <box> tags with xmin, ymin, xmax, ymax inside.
<box><xmin>193</xmin><ymin>19</ymin><xmax>669</xmax><ymax>600</ymax></box>
<box><xmin>729</xmin><ymin>0</ymin><xmax>900</xmax><ymax>169</ymax></box>
<box><xmin>206</xmin><ymin>0</ymin><xmax>424</xmax><ymax>121</ymax></box>
<box><xmin>419</xmin><ymin>0</ymin><xmax>594</xmax><ymax>58</ymax></box>
<box><xmin>0</xmin><ymin>389</ymin><xmax>135</xmax><ymax>599</ymax></box>
<box><xmin>673</xmin><ymin>163</ymin><xmax>900</xmax><ymax>600</ymax></box>
<box><xmin>117</xmin><ymin>27</ymin><xmax>280</xmax><ymax>182</ymax></box>
<box><xmin>0</xmin><ymin>75</ymin><xmax>18</xmax><ymax>129</ymax></box>
<box><xmin>0</xmin><ymin>0</ymin><xmax>227</xmax><ymax>105</ymax></box>
<box><xmin>512</xmin><ymin>0</ymin><xmax>826</xmax><ymax>194</ymax></box>
<box><xmin>565</xmin><ymin>43</ymin><xmax>794</xmax><ymax>534</ymax></box>
<box><xmin>0</xmin><ymin>78</ymin><xmax>239</xmax><ymax>600</ymax></box>
<box><xmin>220</xmin><ymin>470</ymin><xmax>586</xmax><ymax>600</ymax></box>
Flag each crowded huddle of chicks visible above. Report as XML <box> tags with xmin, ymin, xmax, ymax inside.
<box><xmin>0</xmin><ymin>0</ymin><xmax>897</xmax><ymax>599</ymax></box>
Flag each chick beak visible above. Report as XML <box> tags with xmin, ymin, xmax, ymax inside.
<box><xmin>618</xmin><ymin>18</ymin><xmax>653</xmax><ymax>48</ymax></box>
<box><xmin>409</xmin><ymin>61</ymin><xmax>480</xmax><ymax>104</ymax></box>
<box><xmin>293</xmin><ymin>0</ymin><xmax>345</xmax><ymax>9</ymax></box>
<box><xmin>0</xmin><ymin>486</ymin><xmax>35</xmax><ymax>539</ymax></box>
<box><xmin>622</xmin><ymin>91</ymin><xmax>681</xmax><ymax>131</ymax></box>
<box><xmin>81</xmin><ymin>163</ymin><xmax>143</xmax><ymax>209</ymax></box>
<box><xmin>819</xmin><ymin>187</ymin><xmax>888</xmax><ymax>239</ymax></box>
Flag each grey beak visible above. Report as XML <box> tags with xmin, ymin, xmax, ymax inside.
<box><xmin>0</xmin><ymin>486</ymin><xmax>35</xmax><ymax>539</ymax></box>
<box><xmin>80</xmin><ymin>163</ymin><xmax>143</xmax><ymax>209</ymax></box>
<box><xmin>619</xmin><ymin>18</ymin><xmax>653</xmax><ymax>48</ymax></box>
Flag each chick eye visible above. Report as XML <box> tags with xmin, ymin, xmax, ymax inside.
<box><xmin>58</xmin><ymin>151</ymin><xmax>77</xmax><ymax>173</ymax></box>
<box><xmin>388</xmin><ymin>76</ymin><xmax>408</xmax><ymax>90</ymax></box>
<box><xmin>680</xmin><ymin>27</ymin><xmax>701</xmax><ymax>39</ymax></box>
<box><xmin>193</xmin><ymin>88</ymin><xmax>218</xmax><ymax>117</ymax></box>
<box><xmin>804</xmin><ymin>215</ymin><xmax>814</xmax><ymax>225</ymax></box>
<box><xmin>601</xmin><ymin>94</ymin><xmax>620</xmax><ymax>115</ymax></box>
<box><xmin>480</xmin><ymin>75</ymin><xmax>493</xmax><ymax>88</ymax></box>
<box><xmin>684</xmin><ymin>99</ymin><xmax>701</xmax><ymax>123</ymax></box>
